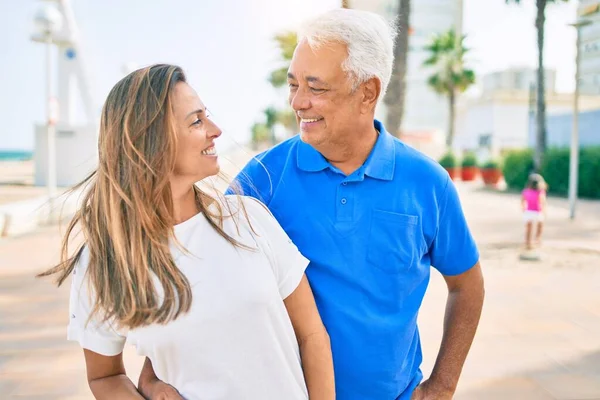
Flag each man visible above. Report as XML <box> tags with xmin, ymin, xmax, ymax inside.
<box><xmin>141</xmin><ymin>8</ymin><xmax>484</xmax><ymax>400</ymax></box>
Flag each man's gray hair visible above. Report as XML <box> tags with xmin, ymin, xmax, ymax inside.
<box><xmin>297</xmin><ymin>8</ymin><xmax>397</xmax><ymax>100</ymax></box>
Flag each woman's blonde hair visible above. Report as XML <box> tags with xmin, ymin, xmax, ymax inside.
<box><xmin>39</xmin><ymin>64</ymin><xmax>250</xmax><ymax>329</ymax></box>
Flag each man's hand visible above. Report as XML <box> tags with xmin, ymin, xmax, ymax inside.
<box><xmin>138</xmin><ymin>379</ymin><xmax>183</xmax><ymax>400</ymax></box>
<box><xmin>411</xmin><ymin>379</ymin><xmax>453</xmax><ymax>400</ymax></box>
<box><xmin>138</xmin><ymin>357</ymin><xmax>183</xmax><ymax>399</ymax></box>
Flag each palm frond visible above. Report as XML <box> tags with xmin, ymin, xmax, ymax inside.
<box><xmin>422</xmin><ymin>28</ymin><xmax>475</xmax><ymax>96</ymax></box>
<box><xmin>269</xmin><ymin>67</ymin><xmax>289</xmax><ymax>88</ymax></box>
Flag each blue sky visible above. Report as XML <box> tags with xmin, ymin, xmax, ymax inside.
<box><xmin>0</xmin><ymin>0</ymin><xmax>579</xmax><ymax>150</ymax></box>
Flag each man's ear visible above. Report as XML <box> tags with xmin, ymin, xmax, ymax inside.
<box><xmin>360</xmin><ymin>77</ymin><xmax>381</xmax><ymax>113</ymax></box>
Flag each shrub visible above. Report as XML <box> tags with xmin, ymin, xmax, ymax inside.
<box><xmin>503</xmin><ymin>147</ymin><xmax>600</xmax><ymax>199</ymax></box>
<box><xmin>503</xmin><ymin>149</ymin><xmax>534</xmax><ymax>190</ymax></box>
<box><xmin>438</xmin><ymin>152</ymin><xmax>457</xmax><ymax>168</ymax></box>
<box><xmin>461</xmin><ymin>152</ymin><xmax>478</xmax><ymax>168</ymax></box>
<box><xmin>540</xmin><ymin>148</ymin><xmax>570</xmax><ymax>196</ymax></box>
<box><xmin>578</xmin><ymin>147</ymin><xmax>600</xmax><ymax>198</ymax></box>
<box><xmin>481</xmin><ymin>159</ymin><xmax>501</xmax><ymax>169</ymax></box>
<box><xmin>541</xmin><ymin>146</ymin><xmax>600</xmax><ymax>199</ymax></box>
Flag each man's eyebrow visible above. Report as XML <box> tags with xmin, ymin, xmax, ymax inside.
<box><xmin>306</xmin><ymin>76</ymin><xmax>326</xmax><ymax>84</ymax></box>
<box><xmin>287</xmin><ymin>72</ymin><xmax>327</xmax><ymax>85</ymax></box>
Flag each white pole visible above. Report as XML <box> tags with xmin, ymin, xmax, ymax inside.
<box><xmin>456</xmin><ymin>0</ymin><xmax>464</xmax><ymax>39</ymax></box>
<box><xmin>46</xmin><ymin>35</ymin><xmax>57</xmax><ymax>222</ymax></box>
<box><xmin>568</xmin><ymin>21</ymin><xmax>590</xmax><ymax>220</ymax></box>
<box><xmin>58</xmin><ymin>0</ymin><xmax>96</xmax><ymax>123</ymax></box>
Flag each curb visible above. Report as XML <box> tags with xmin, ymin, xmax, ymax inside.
<box><xmin>0</xmin><ymin>188</ymin><xmax>85</xmax><ymax>238</ymax></box>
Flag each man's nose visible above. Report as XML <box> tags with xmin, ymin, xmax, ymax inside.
<box><xmin>290</xmin><ymin>89</ymin><xmax>310</xmax><ymax>111</ymax></box>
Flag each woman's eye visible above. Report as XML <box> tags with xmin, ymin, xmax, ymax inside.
<box><xmin>192</xmin><ymin>119</ymin><xmax>202</xmax><ymax>126</ymax></box>
<box><xmin>311</xmin><ymin>88</ymin><xmax>325</xmax><ymax>93</ymax></box>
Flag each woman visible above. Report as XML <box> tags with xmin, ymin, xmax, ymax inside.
<box><xmin>40</xmin><ymin>64</ymin><xmax>334</xmax><ymax>399</ymax></box>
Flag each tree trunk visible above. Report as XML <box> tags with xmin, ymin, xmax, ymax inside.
<box><xmin>447</xmin><ymin>88</ymin><xmax>456</xmax><ymax>147</ymax></box>
<box><xmin>534</xmin><ymin>0</ymin><xmax>547</xmax><ymax>171</ymax></box>
<box><xmin>383</xmin><ymin>0</ymin><xmax>411</xmax><ymax>138</ymax></box>
<box><xmin>341</xmin><ymin>0</ymin><xmax>350</xmax><ymax>8</ymax></box>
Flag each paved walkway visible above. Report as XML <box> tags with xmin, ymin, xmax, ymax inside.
<box><xmin>420</xmin><ymin>183</ymin><xmax>600</xmax><ymax>399</ymax></box>
<box><xmin>0</xmin><ymin>161</ymin><xmax>47</xmax><ymax>207</ymax></box>
<box><xmin>0</xmin><ymin>181</ymin><xmax>599</xmax><ymax>399</ymax></box>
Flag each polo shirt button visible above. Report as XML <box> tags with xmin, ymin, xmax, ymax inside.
<box><xmin>341</xmin><ymin>198</ymin><xmax>347</xmax><ymax>205</ymax></box>
<box><xmin>342</xmin><ymin>182</ymin><xmax>347</xmax><ymax>186</ymax></box>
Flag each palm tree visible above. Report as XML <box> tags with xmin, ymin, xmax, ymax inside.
<box><xmin>506</xmin><ymin>0</ymin><xmax>570</xmax><ymax>170</ymax></box>
<box><xmin>268</xmin><ymin>31</ymin><xmax>298</xmax><ymax>88</ymax></box>
<box><xmin>250</xmin><ymin>105</ymin><xmax>289</xmax><ymax>149</ymax></box>
<box><xmin>248</xmin><ymin>30</ymin><xmax>299</xmax><ymax>148</ymax></box>
<box><xmin>423</xmin><ymin>29</ymin><xmax>475</xmax><ymax>147</ymax></box>
<box><xmin>251</xmin><ymin>122</ymin><xmax>270</xmax><ymax>149</ymax></box>
<box><xmin>383</xmin><ymin>0</ymin><xmax>411</xmax><ymax>138</ymax></box>
<box><xmin>276</xmin><ymin>108</ymin><xmax>297</xmax><ymax>133</ymax></box>
<box><xmin>264</xmin><ymin>106</ymin><xmax>279</xmax><ymax>144</ymax></box>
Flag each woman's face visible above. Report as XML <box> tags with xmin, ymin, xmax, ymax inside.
<box><xmin>171</xmin><ymin>82</ymin><xmax>222</xmax><ymax>183</ymax></box>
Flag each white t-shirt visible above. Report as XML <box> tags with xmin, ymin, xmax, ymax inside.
<box><xmin>67</xmin><ymin>196</ymin><xmax>310</xmax><ymax>400</ymax></box>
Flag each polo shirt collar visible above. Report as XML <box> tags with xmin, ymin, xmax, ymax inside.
<box><xmin>296</xmin><ymin>139</ymin><xmax>330</xmax><ymax>172</ymax></box>
<box><xmin>363</xmin><ymin>120</ymin><xmax>395</xmax><ymax>181</ymax></box>
<box><xmin>296</xmin><ymin>119</ymin><xmax>395</xmax><ymax>181</ymax></box>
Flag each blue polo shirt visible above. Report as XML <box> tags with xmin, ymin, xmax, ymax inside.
<box><xmin>228</xmin><ymin>120</ymin><xmax>479</xmax><ymax>399</ymax></box>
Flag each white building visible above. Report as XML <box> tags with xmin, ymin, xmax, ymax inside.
<box><xmin>351</xmin><ymin>0</ymin><xmax>463</xmax><ymax>139</ymax></box>
<box><xmin>578</xmin><ymin>1</ymin><xmax>600</xmax><ymax>94</ymax></box>
<box><xmin>32</xmin><ymin>0</ymin><xmax>98</xmax><ymax>187</ymax></box>
<box><xmin>455</xmin><ymin>68</ymin><xmax>600</xmax><ymax>159</ymax></box>
<box><xmin>482</xmin><ymin>68</ymin><xmax>556</xmax><ymax>94</ymax></box>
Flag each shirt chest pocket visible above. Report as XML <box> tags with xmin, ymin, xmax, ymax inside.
<box><xmin>366</xmin><ymin>210</ymin><xmax>420</xmax><ymax>274</ymax></box>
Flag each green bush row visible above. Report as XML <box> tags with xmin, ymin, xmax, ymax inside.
<box><xmin>502</xmin><ymin>147</ymin><xmax>600</xmax><ymax>199</ymax></box>
<box><xmin>437</xmin><ymin>151</ymin><xmax>500</xmax><ymax>169</ymax></box>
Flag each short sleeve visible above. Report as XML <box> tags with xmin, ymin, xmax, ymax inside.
<box><xmin>67</xmin><ymin>248</ymin><xmax>127</xmax><ymax>356</ymax></box>
<box><xmin>225</xmin><ymin>153</ymin><xmax>276</xmax><ymax>205</ymax></box>
<box><xmin>242</xmin><ymin>196</ymin><xmax>309</xmax><ymax>299</ymax></box>
<box><xmin>430</xmin><ymin>178</ymin><xmax>480</xmax><ymax>276</ymax></box>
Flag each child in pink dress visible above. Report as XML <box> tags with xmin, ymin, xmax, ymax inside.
<box><xmin>521</xmin><ymin>174</ymin><xmax>547</xmax><ymax>249</ymax></box>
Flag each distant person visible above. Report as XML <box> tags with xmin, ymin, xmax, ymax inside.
<box><xmin>522</xmin><ymin>173</ymin><xmax>547</xmax><ymax>249</ymax></box>
<box><xmin>39</xmin><ymin>64</ymin><xmax>334</xmax><ymax>400</ymax></box>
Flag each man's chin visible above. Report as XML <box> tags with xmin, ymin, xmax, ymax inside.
<box><xmin>299</xmin><ymin>130</ymin><xmax>322</xmax><ymax>146</ymax></box>
<box><xmin>299</xmin><ymin>131</ymin><xmax>309</xmax><ymax>143</ymax></box>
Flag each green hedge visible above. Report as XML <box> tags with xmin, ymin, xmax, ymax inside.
<box><xmin>540</xmin><ymin>148</ymin><xmax>570</xmax><ymax>196</ymax></box>
<box><xmin>578</xmin><ymin>147</ymin><xmax>600</xmax><ymax>198</ymax></box>
<box><xmin>503</xmin><ymin>147</ymin><xmax>600</xmax><ymax>199</ymax></box>
<box><xmin>541</xmin><ymin>147</ymin><xmax>600</xmax><ymax>198</ymax></box>
<box><xmin>502</xmin><ymin>149</ymin><xmax>534</xmax><ymax>190</ymax></box>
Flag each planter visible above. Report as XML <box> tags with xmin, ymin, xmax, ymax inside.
<box><xmin>461</xmin><ymin>166</ymin><xmax>478</xmax><ymax>181</ymax></box>
<box><xmin>444</xmin><ymin>167</ymin><xmax>459</xmax><ymax>180</ymax></box>
<box><xmin>481</xmin><ymin>168</ymin><xmax>502</xmax><ymax>185</ymax></box>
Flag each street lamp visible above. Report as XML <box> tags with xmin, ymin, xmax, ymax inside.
<box><xmin>32</xmin><ymin>1</ymin><xmax>63</xmax><ymax>221</ymax></box>
<box><xmin>568</xmin><ymin>19</ymin><xmax>592</xmax><ymax>220</ymax></box>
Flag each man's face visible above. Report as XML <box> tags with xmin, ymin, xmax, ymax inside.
<box><xmin>287</xmin><ymin>39</ymin><xmax>364</xmax><ymax>149</ymax></box>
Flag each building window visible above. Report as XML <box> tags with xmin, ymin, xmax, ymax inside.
<box><xmin>479</xmin><ymin>134</ymin><xmax>493</xmax><ymax>148</ymax></box>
